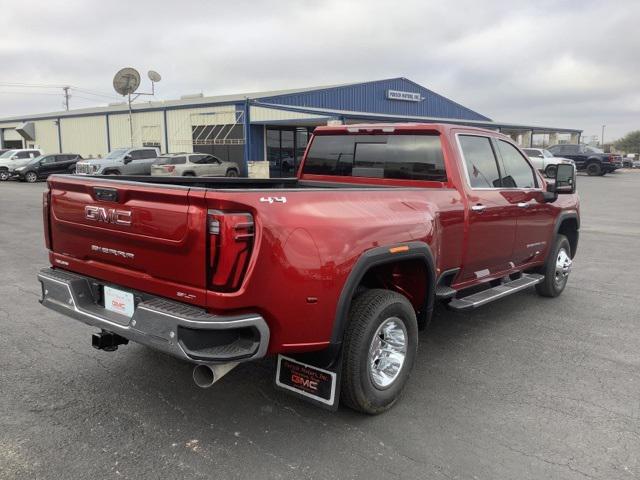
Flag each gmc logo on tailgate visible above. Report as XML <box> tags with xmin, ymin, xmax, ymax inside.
<box><xmin>84</xmin><ymin>206</ymin><xmax>132</xmax><ymax>226</ymax></box>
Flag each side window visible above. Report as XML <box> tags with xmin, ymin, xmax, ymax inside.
<box><xmin>190</xmin><ymin>154</ymin><xmax>207</xmax><ymax>164</ymax></box>
<box><xmin>16</xmin><ymin>151</ymin><xmax>30</xmax><ymax>159</ymax></box>
<box><xmin>199</xmin><ymin>155</ymin><xmax>220</xmax><ymax>164</ymax></box>
<box><xmin>459</xmin><ymin>135</ymin><xmax>501</xmax><ymax>188</ymax></box>
<box><xmin>41</xmin><ymin>156</ymin><xmax>55</xmax><ymax>165</ymax></box>
<box><xmin>141</xmin><ymin>150</ymin><xmax>157</xmax><ymax>159</ymax></box>
<box><xmin>128</xmin><ymin>150</ymin><xmax>142</xmax><ymax>160</ymax></box>
<box><xmin>54</xmin><ymin>155</ymin><xmax>66</xmax><ymax>162</ymax></box>
<box><xmin>496</xmin><ymin>141</ymin><xmax>537</xmax><ymax>188</ymax></box>
<box><xmin>566</xmin><ymin>145</ymin><xmax>579</xmax><ymax>154</ymax></box>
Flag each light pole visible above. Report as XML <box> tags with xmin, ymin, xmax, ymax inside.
<box><xmin>601</xmin><ymin>124</ymin><xmax>606</xmax><ymax>148</ymax></box>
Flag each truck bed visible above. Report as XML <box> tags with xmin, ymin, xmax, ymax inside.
<box><xmin>71</xmin><ymin>174</ymin><xmax>406</xmax><ymax>190</ymax></box>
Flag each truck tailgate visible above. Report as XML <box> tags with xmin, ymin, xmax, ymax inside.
<box><xmin>47</xmin><ymin>176</ymin><xmax>208</xmax><ymax>302</ymax></box>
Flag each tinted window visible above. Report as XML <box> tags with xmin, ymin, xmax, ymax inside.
<box><xmin>303</xmin><ymin>134</ymin><xmax>446</xmax><ymax>181</ymax></box>
<box><xmin>54</xmin><ymin>155</ymin><xmax>68</xmax><ymax>162</ymax></box>
<box><xmin>563</xmin><ymin>145</ymin><xmax>579</xmax><ymax>154</ymax></box>
<box><xmin>16</xmin><ymin>151</ymin><xmax>31</xmax><ymax>159</ymax></box>
<box><xmin>139</xmin><ymin>149</ymin><xmax>157</xmax><ymax>159</ymax></box>
<box><xmin>547</xmin><ymin>145</ymin><xmax>561</xmax><ymax>155</ymax></box>
<box><xmin>496</xmin><ymin>140</ymin><xmax>537</xmax><ymax>188</ymax></box>
<box><xmin>459</xmin><ymin>135</ymin><xmax>501</xmax><ymax>188</ymax></box>
<box><xmin>40</xmin><ymin>156</ymin><xmax>55</xmax><ymax>165</ymax></box>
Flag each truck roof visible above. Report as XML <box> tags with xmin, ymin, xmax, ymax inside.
<box><xmin>312</xmin><ymin>122</ymin><xmax>501</xmax><ymax>136</ymax></box>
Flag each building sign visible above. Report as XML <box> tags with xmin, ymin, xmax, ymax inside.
<box><xmin>386</xmin><ymin>90</ymin><xmax>423</xmax><ymax>102</ymax></box>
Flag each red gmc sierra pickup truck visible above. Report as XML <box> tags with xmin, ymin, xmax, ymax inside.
<box><xmin>38</xmin><ymin>123</ymin><xmax>579</xmax><ymax>414</ymax></box>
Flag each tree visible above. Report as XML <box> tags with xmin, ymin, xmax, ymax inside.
<box><xmin>614</xmin><ymin>130</ymin><xmax>640</xmax><ymax>153</ymax></box>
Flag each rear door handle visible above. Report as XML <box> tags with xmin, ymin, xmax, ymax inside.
<box><xmin>471</xmin><ymin>204</ymin><xmax>486</xmax><ymax>212</ymax></box>
<box><xmin>517</xmin><ymin>202</ymin><xmax>530</xmax><ymax>208</ymax></box>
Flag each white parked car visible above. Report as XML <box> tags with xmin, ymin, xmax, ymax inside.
<box><xmin>0</xmin><ymin>148</ymin><xmax>43</xmax><ymax>181</ymax></box>
<box><xmin>151</xmin><ymin>153</ymin><xmax>239</xmax><ymax>177</ymax></box>
<box><xmin>522</xmin><ymin>148</ymin><xmax>574</xmax><ymax>177</ymax></box>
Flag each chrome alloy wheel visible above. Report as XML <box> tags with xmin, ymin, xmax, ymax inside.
<box><xmin>368</xmin><ymin>317</ymin><xmax>408</xmax><ymax>389</ymax></box>
<box><xmin>555</xmin><ymin>248</ymin><xmax>572</xmax><ymax>287</ymax></box>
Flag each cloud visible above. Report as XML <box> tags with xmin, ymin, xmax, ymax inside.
<box><xmin>0</xmin><ymin>0</ymin><xmax>638</xmax><ymax>140</ymax></box>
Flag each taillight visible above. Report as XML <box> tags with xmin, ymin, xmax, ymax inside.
<box><xmin>606</xmin><ymin>155</ymin><xmax>613</xmax><ymax>162</ymax></box>
<box><xmin>163</xmin><ymin>165</ymin><xmax>175</xmax><ymax>172</ymax></box>
<box><xmin>207</xmin><ymin>210</ymin><xmax>255</xmax><ymax>292</ymax></box>
<box><xmin>42</xmin><ymin>190</ymin><xmax>52</xmax><ymax>250</ymax></box>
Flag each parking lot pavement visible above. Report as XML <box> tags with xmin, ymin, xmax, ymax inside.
<box><xmin>1</xmin><ymin>173</ymin><xmax>639</xmax><ymax>480</ymax></box>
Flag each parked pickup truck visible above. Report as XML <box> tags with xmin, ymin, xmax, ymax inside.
<box><xmin>75</xmin><ymin>147</ymin><xmax>160</xmax><ymax>175</ymax></box>
<box><xmin>38</xmin><ymin>124</ymin><xmax>579</xmax><ymax>414</ymax></box>
<box><xmin>547</xmin><ymin>144</ymin><xmax>622</xmax><ymax>176</ymax></box>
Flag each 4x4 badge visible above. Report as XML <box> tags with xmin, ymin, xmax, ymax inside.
<box><xmin>259</xmin><ymin>196</ymin><xmax>287</xmax><ymax>204</ymax></box>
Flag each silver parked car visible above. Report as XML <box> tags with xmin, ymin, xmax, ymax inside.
<box><xmin>151</xmin><ymin>153</ymin><xmax>239</xmax><ymax>177</ymax></box>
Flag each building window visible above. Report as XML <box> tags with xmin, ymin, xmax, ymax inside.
<box><xmin>266</xmin><ymin>126</ymin><xmax>314</xmax><ymax>177</ymax></box>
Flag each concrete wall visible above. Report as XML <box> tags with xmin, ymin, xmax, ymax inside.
<box><xmin>108</xmin><ymin>111</ymin><xmax>165</xmax><ymax>151</ymax></box>
<box><xmin>59</xmin><ymin>115</ymin><xmax>107</xmax><ymax>158</ymax></box>
<box><xmin>34</xmin><ymin>119</ymin><xmax>60</xmax><ymax>154</ymax></box>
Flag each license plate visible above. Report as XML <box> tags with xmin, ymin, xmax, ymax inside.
<box><xmin>104</xmin><ymin>286</ymin><xmax>135</xmax><ymax>318</ymax></box>
<box><xmin>275</xmin><ymin>355</ymin><xmax>338</xmax><ymax>409</ymax></box>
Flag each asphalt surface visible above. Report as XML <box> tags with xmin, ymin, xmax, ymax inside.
<box><xmin>1</xmin><ymin>172</ymin><xmax>639</xmax><ymax>480</ymax></box>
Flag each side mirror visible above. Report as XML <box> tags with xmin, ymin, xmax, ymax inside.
<box><xmin>554</xmin><ymin>163</ymin><xmax>577</xmax><ymax>194</ymax></box>
<box><xmin>123</xmin><ymin>154</ymin><xmax>132</xmax><ymax>164</ymax></box>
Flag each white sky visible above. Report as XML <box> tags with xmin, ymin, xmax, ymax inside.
<box><xmin>1</xmin><ymin>0</ymin><xmax>638</xmax><ymax>141</ymax></box>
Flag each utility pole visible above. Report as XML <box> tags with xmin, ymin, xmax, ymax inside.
<box><xmin>63</xmin><ymin>86</ymin><xmax>70</xmax><ymax>111</ymax></box>
<box><xmin>601</xmin><ymin>124</ymin><xmax>606</xmax><ymax>148</ymax></box>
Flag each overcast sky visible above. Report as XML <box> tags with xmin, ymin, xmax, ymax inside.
<box><xmin>1</xmin><ymin>0</ymin><xmax>638</xmax><ymax>141</ymax></box>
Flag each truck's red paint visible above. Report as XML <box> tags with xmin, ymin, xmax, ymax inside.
<box><xmin>44</xmin><ymin>123</ymin><xmax>579</xmax><ymax>355</ymax></box>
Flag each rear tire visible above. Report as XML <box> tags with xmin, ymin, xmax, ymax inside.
<box><xmin>586</xmin><ymin>162</ymin><xmax>601</xmax><ymax>176</ymax></box>
<box><xmin>341</xmin><ymin>289</ymin><xmax>418</xmax><ymax>414</ymax></box>
<box><xmin>25</xmin><ymin>171</ymin><xmax>38</xmax><ymax>183</ymax></box>
<box><xmin>104</xmin><ymin>170</ymin><xmax>120</xmax><ymax>175</ymax></box>
<box><xmin>226</xmin><ymin>169</ymin><xmax>238</xmax><ymax>177</ymax></box>
<box><xmin>536</xmin><ymin>235</ymin><xmax>572</xmax><ymax>298</ymax></box>
<box><xmin>182</xmin><ymin>172</ymin><xmax>195</xmax><ymax>176</ymax></box>
<box><xmin>0</xmin><ymin>170</ymin><xmax>10</xmax><ymax>181</ymax></box>
<box><xmin>545</xmin><ymin>165</ymin><xmax>557</xmax><ymax>178</ymax></box>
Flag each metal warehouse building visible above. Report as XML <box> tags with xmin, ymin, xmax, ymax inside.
<box><xmin>0</xmin><ymin>77</ymin><xmax>582</xmax><ymax>177</ymax></box>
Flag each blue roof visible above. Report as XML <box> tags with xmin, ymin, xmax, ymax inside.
<box><xmin>256</xmin><ymin>77</ymin><xmax>491</xmax><ymax>122</ymax></box>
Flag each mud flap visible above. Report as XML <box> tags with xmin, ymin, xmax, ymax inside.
<box><xmin>274</xmin><ymin>354</ymin><xmax>341</xmax><ymax>411</ymax></box>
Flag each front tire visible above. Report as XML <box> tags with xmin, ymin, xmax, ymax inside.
<box><xmin>586</xmin><ymin>162</ymin><xmax>602</xmax><ymax>176</ymax></box>
<box><xmin>341</xmin><ymin>289</ymin><xmax>418</xmax><ymax>414</ymax></box>
<box><xmin>536</xmin><ymin>234</ymin><xmax>572</xmax><ymax>297</ymax></box>
<box><xmin>25</xmin><ymin>171</ymin><xmax>38</xmax><ymax>183</ymax></box>
<box><xmin>545</xmin><ymin>165</ymin><xmax>557</xmax><ymax>178</ymax></box>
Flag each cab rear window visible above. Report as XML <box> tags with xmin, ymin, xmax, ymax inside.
<box><xmin>303</xmin><ymin>134</ymin><xmax>447</xmax><ymax>182</ymax></box>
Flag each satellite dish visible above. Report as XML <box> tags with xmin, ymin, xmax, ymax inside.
<box><xmin>113</xmin><ymin>67</ymin><xmax>141</xmax><ymax>96</ymax></box>
<box><xmin>148</xmin><ymin>70</ymin><xmax>162</xmax><ymax>83</ymax></box>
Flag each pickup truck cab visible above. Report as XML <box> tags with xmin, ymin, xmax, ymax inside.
<box><xmin>38</xmin><ymin>123</ymin><xmax>579</xmax><ymax>414</ymax></box>
<box><xmin>75</xmin><ymin>147</ymin><xmax>160</xmax><ymax>175</ymax></box>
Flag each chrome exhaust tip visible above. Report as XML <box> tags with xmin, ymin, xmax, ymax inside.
<box><xmin>192</xmin><ymin>363</ymin><xmax>238</xmax><ymax>388</ymax></box>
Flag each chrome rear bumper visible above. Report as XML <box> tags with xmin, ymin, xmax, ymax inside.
<box><xmin>38</xmin><ymin>267</ymin><xmax>269</xmax><ymax>364</ymax></box>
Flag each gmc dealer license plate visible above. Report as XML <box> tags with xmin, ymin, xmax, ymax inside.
<box><xmin>104</xmin><ymin>286</ymin><xmax>135</xmax><ymax>318</ymax></box>
<box><xmin>275</xmin><ymin>355</ymin><xmax>339</xmax><ymax>410</ymax></box>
